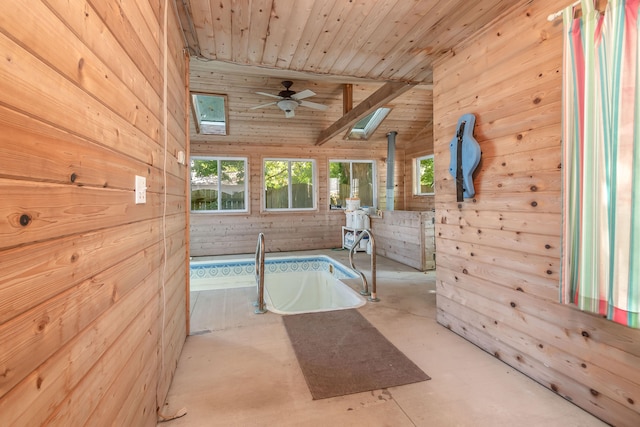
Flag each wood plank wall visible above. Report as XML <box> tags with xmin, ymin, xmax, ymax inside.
<box><xmin>403</xmin><ymin>126</ymin><xmax>435</xmax><ymax>211</ymax></box>
<box><xmin>370</xmin><ymin>210</ymin><xmax>435</xmax><ymax>271</ymax></box>
<box><xmin>0</xmin><ymin>1</ymin><xmax>188</xmax><ymax>425</ymax></box>
<box><xmin>433</xmin><ymin>1</ymin><xmax>640</xmax><ymax>424</ymax></box>
<box><xmin>190</xmin><ymin>142</ymin><xmax>388</xmax><ymax>256</ymax></box>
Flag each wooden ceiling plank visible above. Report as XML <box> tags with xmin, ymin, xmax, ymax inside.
<box><xmin>187</xmin><ymin>0</ymin><xmax>215</xmax><ymax>58</ymax></box>
<box><xmin>300</xmin><ymin>0</ymin><xmax>354</xmax><ymax>73</ymax></box>
<box><xmin>259</xmin><ymin>0</ymin><xmax>297</xmax><ymax>66</ymax></box>
<box><xmin>355</xmin><ymin>1</ymin><xmax>458</xmax><ymax>80</ymax></box>
<box><xmin>212</xmin><ymin>0</ymin><xmax>232</xmax><ymax>60</ymax></box>
<box><xmin>382</xmin><ymin>0</ymin><xmax>509</xmax><ymax>81</ymax></box>
<box><xmin>386</xmin><ymin>51</ymin><xmax>435</xmax><ymax>83</ymax></box>
<box><xmin>409</xmin><ymin>68</ymin><xmax>435</xmax><ymax>85</ymax></box>
<box><xmin>315</xmin><ymin>81</ymin><xmax>416</xmax><ymax>146</ymax></box>
<box><xmin>344</xmin><ymin>0</ymin><xmax>443</xmax><ymax>80</ymax></box>
<box><xmin>246</xmin><ymin>0</ymin><xmax>274</xmax><ymax>63</ymax></box>
<box><xmin>268</xmin><ymin>0</ymin><xmax>316</xmax><ymax>69</ymax></box>
<box><xmin>186</xmin><ymin>0</ymin><xmax>523</xmax><ymax>84</ymax></box>
<box><xmin>317</xmin><ymin>0</ymin><xmax>400</xmax><ymax>75</ymax></box>
<box><xmin>231</xmin><ymin>0</ymin><xmax>251</xmax><ymax>63</ymax></box>
<box><xmin>289</xmin><ymin>0</ymin><xmax>338</xmax><ymax>71</ymax></box>
<box><xmin>190</xmin><ymin>58</ymin><xmax>381</xmax><ymax>84</ymax></box>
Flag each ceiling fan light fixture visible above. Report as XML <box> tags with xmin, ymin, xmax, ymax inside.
<box><xmin>277</xmin><ymin>99</ymin><xmax>299</xmax><ymax>112</ymax></box>
<box><xmin>251</xmin><ymin>81</ymin><xmax>325</xmax><ymax>117</ymax></box>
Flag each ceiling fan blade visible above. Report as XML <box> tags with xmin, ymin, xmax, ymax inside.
<box><xmin>291</xmin><ymin>89</ymin><xmax>316</xmax><ymax>100</ymax></box>
<box><xmin>256</xmin><ymin>91</ymin><xmax>283</xmax><ymax>99</ymax></box>
<box><xmin>285</xmin><ymin>110</ymin><xmax>295</xmax><ymax>118</ymax></box>
<box><xmin>299</xmin><ymin>100</ymin><xmax>328</xmax><ymax>111</ymax></box>
<box><xmin>249</xmin><ymin>101</ymin><xmax>278</xmax><ymax>110</ymax></box>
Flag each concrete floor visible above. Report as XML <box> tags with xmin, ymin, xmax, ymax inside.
<box><xmin>160</xmin><ymin>249</ymin><xmax>607</xmax><ymax>427</ymax></box>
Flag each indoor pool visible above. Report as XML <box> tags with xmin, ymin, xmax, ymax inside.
<box><xmin>190</xmin><ymin>255</ymin><xmax>366</xmax><ymax>314</ymax></box>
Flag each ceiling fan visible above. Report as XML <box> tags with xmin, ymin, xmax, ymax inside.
<box><xmin>249</xmin><ymin>81</ymin><xmax>328</xmax><ymax>118</ymax></box>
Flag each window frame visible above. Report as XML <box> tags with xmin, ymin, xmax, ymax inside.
<box><xmin>415</xmin><ymin>154</ymin><xmax>435</xmax><ymax>196</ymax></box>
<box><xmin>328</xmin><ymin>159</ymin><xmax>377</xmax><ymax>210</ymax></box>
<box><xmin>263</xmin><ymin>158</ymin><xmax>317</xmax><ymax>212</ymax></box>
<box><xmin>345</xmin><ymin>107</ymin><xmax>392</xmax><ymax>140</ymax></box>
<box><xmin>190</xmin><ymin>156</ymin><xmax>249</xmax><ymax>213</ymax></box>
<box><xmin>190</xmin><ymin>92</ymin><xmax>229</xmax><ymax>135</ymax></box>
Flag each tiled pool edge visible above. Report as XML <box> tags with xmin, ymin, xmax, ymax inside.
<box><xmin>190</xmin><ymin>255</ymin><xmax>358</xmax><ymax>282</ymax></box>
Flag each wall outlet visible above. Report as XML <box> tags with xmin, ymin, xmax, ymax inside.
<box><xmin>135</xmin><ymin>175</ymin><xmax>146</xmax><ymax>204</ymax></box>
<box><xmin>177</xmin><ymin>150</ymin><xmax>186</xmax><ymax>165</ymax></box>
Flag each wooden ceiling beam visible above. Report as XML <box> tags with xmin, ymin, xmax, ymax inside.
<box><xmin>315</xmin><ymin>81</ymin><xmax>417</xmax><ymax>146</ymax></box>
<box><xmin>343</xmin><ymin>84</ymin><xmax>353</xmax><ymax>114</ymax></box>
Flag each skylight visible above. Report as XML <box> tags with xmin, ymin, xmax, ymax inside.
<box><xmin>346</xmin><ymin>107</ymin><xmax>391</xmax><ymax>140</ymax></box>
<box><xmin>191</xmin><ymin>93</ymin><xmax>228</xmax><ymax>135</ymax></box>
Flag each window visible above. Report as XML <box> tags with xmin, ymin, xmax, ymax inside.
<box><xmin>190</xmin><ymin>157</ymin><xmax>247</xmax><ymax>212</ymax></box>
<box><xmin>329</xmin><ymin>160</ymin><xmax>376</xmax><ymax>209</ymax></box>
<box><xmin>346</xmin><ymin>107</ymin><xmax>391</xmax><ymax>140</ymax></box>
<box><xmin>191</xmin><ymin>92</ymin><xmax>228</xmax><ymax>135</ymax></box>
<box><xmin>264</xmin><ymin>159</ymin><xmax>315</xmax><ymax>210</ymax></box>
<box><xmin>415</xmin><ymin>155</ymin><xmax>434</xmax><ymax>195</ymax></box>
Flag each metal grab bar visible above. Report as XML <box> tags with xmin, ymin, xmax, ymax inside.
<box><xmin>254</xmin><ymin>232</ymin><xmax>266</xmax><ymax>314</ymax></box>
<box><xmin>348</xmin><ymin>229</ymin><xmax>379</xmax><ymax>302</ymax></box>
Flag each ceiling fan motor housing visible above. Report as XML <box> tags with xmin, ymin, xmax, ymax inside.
<box><xmin>278</xmin><ymin>80</ymin><xmax>296</xmax><ymax>98</ymax></box>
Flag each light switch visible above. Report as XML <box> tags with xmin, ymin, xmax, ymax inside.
<box><xmin>135</xmin><ymin>175</ymin><xmax>146</xmax><ymax>204</ymax></box>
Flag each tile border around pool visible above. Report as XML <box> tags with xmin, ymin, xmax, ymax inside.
<box><xmin>190</xmin><ymin>255</ymin><xmax>358</xmax><ymax>282</ymax></box>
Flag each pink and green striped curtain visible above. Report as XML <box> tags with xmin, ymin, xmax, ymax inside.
<box><xmin>562</xmin><ymin>0</ymin><xmax>640</xmax><ymax>328</ymax></box>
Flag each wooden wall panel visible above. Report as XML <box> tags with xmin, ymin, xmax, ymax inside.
<box><xmin>0</xmin><ymin>1</ymin><xmax>188</xmax><ymax>425</ymax></box>
<box><xmin>369</xmin><ymin>210</ymin><xmax>434</xmax><ymax>271</ymax></box>
<box><xmin>403</xmin><ymin>122</ymin><xmax>435</xmax><ymax>212</ymax></box>
<box><xmin>433</xmin><ymin>1</ymin><xmax>640</xmax><ymax>424</ymax></box>
<box><xmin>375</xmin><ymin>127</ymin><xmax>434</xmax><ymax>213</ymax></box>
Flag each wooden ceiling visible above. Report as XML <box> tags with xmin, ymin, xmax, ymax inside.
<box><xmin>189</xmin><ymin>60</ymin><xmax>433</xmax><ymax>147</ymax></box>
<box><xmin>177</xmin><ymin>0</ymin><xmax>521</xmax><ymax>147</ymax></box>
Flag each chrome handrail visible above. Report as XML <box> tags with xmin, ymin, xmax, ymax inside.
<box><xmin>254</xmin><ymin>232</ymin><xmax>266</xmax><ymax>314</ymax></box>
<box><xmin>348</xmin><ymin>229</ymin><xmax>379</xmax><ymax>302</ymax></box>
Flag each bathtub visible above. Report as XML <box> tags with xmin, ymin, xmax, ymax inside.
<box><xmin>190</xmin><ymin>255</ymin><xmax>366</xmax><ymax>314</ymax></box>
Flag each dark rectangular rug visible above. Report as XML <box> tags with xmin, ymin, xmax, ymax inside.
<box><xmin>282</xmin><ymin>309</ymin><xmax>430</xmax><ymax>400</ymax></box>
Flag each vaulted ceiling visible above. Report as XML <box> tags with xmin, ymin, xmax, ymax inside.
<box><xmin>176</xmin><ymin>0</ymin><xmax>521</xmax><ymax>146</ymax></box>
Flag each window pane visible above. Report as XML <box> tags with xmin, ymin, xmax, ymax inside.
<box><xmin>191</xmin><ymin>159</ymin><xmax>218</xmax><ymax>211</ymax></box>
<box><xmin>330</xmin><ymin>161</ymin><xmax>375</xmax><ymax>209</ymax></box>
<box><xmin>220</xmin><ymin>160</ymin><xmax>246</xmax><ymax>210</ymax></box>
<box><xmin>352</xmin><ymin>162</ymin><xmax>374</xmax><ymax>206</ymax></box>
<box><xmin>265</xmin><ymin>160</ymin><xmax>289</xmax><ymax>209</ymax></box>
<box><xmin>419</xmin><ymin>157</ymin><xmax>435</xmax><ymax>194</ymax></box>
<box><xmin>353</xmin><ymin>111</ymin><xmax>376</xmax><ymax>130</ymax></box>
<box><xmin>291</xmin><ymin>161</ymin><xmax>313</xmax><ymax>208</ymax></box>
<box><xmin>197</xmin><ymin>95</ymin><xmax>225</xmax><ymax>121</ymax></box>
<box><xmin>346</xmin><ymin>108</ymin><xmax>391</xmax><ymax>140</ymax></box>
<box><xmin>192</xmin><ymin>93</ymin><xmax>227</xmax><ymax>135</ymax></box>
<box><xmin>329</xmin><ymin>162</ymin><xmax>351</xmax><ymax>208</ymax></box>
<box><xmin>191</xmin><ymin>158</ymin><xmax>248</xmax><ymax>212</ymax></box>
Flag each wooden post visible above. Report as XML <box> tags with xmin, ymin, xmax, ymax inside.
<box><xmin>343</xmin><ymin>84</ymin><xmax>353</xmax><ymax>114</ymax></box>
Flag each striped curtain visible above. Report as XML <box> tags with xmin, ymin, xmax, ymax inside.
<box><xmin>561</xmin><ymin>0</ymin><xmax>640</xmax><ymax>328</ymax></box>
